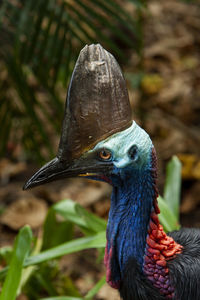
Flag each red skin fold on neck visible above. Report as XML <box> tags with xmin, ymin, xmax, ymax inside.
<box><xmin>104</xmin><ymin>242</ymin><xmax>120</xmax><ymax>289</ymax></box>
<box><xmin>143</xmin><ymin>211</ymin><xmax>182</xmax><ymax>298</ymax></box>
<box><xmin>144</xmin><ymin>147</ymin><xmax>182</xmax><ymax>298</ymax></box>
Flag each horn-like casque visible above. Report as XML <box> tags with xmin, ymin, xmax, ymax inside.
<box><xmin>23</xmin><ymin>44</ymin><xmax>132</xmax><ymax>190</ymax></box>
<box><xmin>58</xmin><ymin>44</ymin><xmax>132</xmax><ymax>162</ymax></box>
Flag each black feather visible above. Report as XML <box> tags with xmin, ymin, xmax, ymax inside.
<box><xmin>120</xmin><ymin>257</ymin><xmax>166</xmax><ymax>300</ymax></box>
<box><xmin>119</xmin><ymin>228</ymin><xmax>200</xmax><ymax>300</ymax></box>
<box><xmin>168</xmin><ymin>228</ymin><xmax>200</xmax><ymax>300</ymax></box>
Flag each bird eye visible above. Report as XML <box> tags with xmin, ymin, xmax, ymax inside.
<box><xmin>98</xmin><ymin>149</ymin><xmax>112</xmax><ymax>161</ymax></box>
<box><xmin>128</xmin><ymin>145</ymin><xmax>138</xmax><ymax>160</ymax></box>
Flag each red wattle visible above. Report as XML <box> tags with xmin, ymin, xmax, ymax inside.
<box><xmin>104</xmin><ymin>242</ymin><xmax>120</xmax><ymax>289</ymax></box>
<box><xmin>143</xmin><ymin>210</ymin><xmax>182</xmax><ymax>298</ymax></box>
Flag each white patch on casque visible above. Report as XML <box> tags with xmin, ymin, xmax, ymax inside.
<box><xmin>91</xmin><ymin>121</ymin><xmax>153</xmax><ymax>169</ymax></box>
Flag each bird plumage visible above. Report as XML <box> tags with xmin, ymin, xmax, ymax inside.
<box><xmin>120</xmin><ymin>228</ymin><xmax>200</xmax><ymax>300</ymax></box>
<box><xmin>24</xmin><ymin>44</ymin><xmax>200</xmax><ymax>300</ymax></box>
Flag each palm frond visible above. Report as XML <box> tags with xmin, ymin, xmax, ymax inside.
<box><xmin>0</xmin><ymin>0</ymin><xmax>143</xmax><ymax>162</ymax></box>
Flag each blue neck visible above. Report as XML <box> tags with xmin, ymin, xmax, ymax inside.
<box><xmin>107</xmin><ymin>168</ymin><xmax>156</xmax><ymax>284</ymax></box>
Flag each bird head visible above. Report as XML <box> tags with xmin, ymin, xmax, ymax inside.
<box><xmin>23</xmin><ymin>44</ymin><xmax>153</xmax><ymax>190</ymax></box>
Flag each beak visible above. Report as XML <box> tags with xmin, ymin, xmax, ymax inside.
<box><xmin>23</xmin><ymin>154</ymin><xmax>113</xmax><ymax>190</ymax></box>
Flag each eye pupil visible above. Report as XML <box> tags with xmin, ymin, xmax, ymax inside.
<box><xmin>99</xmin><ymin>149</ymin><xmax>111</xmax><ymax>160</ymax></box>
<box><xmin>128</xmin><ymin>145</ymin><xmax>138</xmax><ymax>160</ymax></box>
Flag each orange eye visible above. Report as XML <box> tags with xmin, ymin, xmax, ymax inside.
<box><xmin>99</xmin><ymin>149</ymin><xmax>112</xmax><ymax>161</ymax></box>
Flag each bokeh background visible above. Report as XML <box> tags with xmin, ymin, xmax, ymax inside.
<box><xmin>0</xmin><ymin>0</ymin><xmax>200</xmax><ymax>299</ymax></box>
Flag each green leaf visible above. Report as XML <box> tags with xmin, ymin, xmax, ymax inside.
<box><xmin>25</xmin><ymin>231</ymin><xmax>106</xmax><ymax>268</ymax></box>
<box><xmin>0</xmin><ymin>226</ymin><xmax>32</xmax><ymax>300</ymax></box>
<box><xmin>158</xmin><ymin>196</ymin><xmax>180</xmax><ymax>232</ymax></box>
<box><xmin>61</xmin><ymin>276</ymin><xmax>81</xmax><ymax>298</ymax></box>
<box><xmin>0</xmin><ymin>232</ymin><xmax>106</xmax><ymax>282</ymax></box>
<box><xmin>34</xmin><ymin>272</ymin><xmax>58</xmax><ymax>296</ymax></box>
<box><xmin>0</xmin><ymin>247</ymin><xmax>12</xmax><ymax>265</ymax></box>
<box><xmin>42</xmin><ymin>207</ymin><xmax>74</xmax><ymax>250</ymax></box>
<box><xmin>53</xmin><ymin>199</ymin><xmax>107</xmax><ymax>234</ymax></box>
<box><xmin>163</xmin><ymin>156</ymin><xmax>182</xmax><ymax>219</ymax></box>
<box><xmin>17</xmin><ymin>236</ymin><xmax>43</xmax><ymax>294</ymax></box>
<box><xmin>84</xmin><ymin>275</ymin><xmax>106</xmax><ymax>299</ymax></box>
<box><xmin>0</xmin><ymin>267</ymin><xmax>8</xmax><ymax>281</ymax></box>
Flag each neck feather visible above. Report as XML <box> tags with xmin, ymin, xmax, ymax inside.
<box><xmin>105</xmin><ymin>148</ymin><xmax>159</xmax><ymax>288</ymax></box>
<box><xmin>104</xmin><ymin>148</ymin><xmax>182</xmax><ymax>298</ymax></box>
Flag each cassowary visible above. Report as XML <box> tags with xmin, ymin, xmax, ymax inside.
<box><xmin>24</xmin><ymin>44</ymin><xmax>200</xmax><ymax>300</ymax></box>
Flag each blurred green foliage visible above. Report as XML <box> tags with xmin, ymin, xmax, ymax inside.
<box><xmin>0</xmin><ymin>226</ymin><xmax>32</xmax><ymax>300</ymax></box>
<box><xmin>0</xmin><ymin>0</ymin><xmax>145</xmax><ymax>162</ymax></box>
<box><xmin>0</xmin><ymin>157</ymin><xmax>181</xmax><ymax>299</ymax></box>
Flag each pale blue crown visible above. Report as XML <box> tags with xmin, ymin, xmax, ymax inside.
<box><xmin>90</xmin><ymin>121</ymin><xmax>153</xmax><ymax>170</ymax></box>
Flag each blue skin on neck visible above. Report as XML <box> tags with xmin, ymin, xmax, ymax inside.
<box><xmin>87</xmin><ymin>122</ymin><xmax>156</xmax><ymax>285</ymax></box>
<box><xmin>106</xmin><ymin>164</ymin><xmax>155</xmax><ymax>284</ymax></box>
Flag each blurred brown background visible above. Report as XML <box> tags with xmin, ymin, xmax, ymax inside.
<box><xmin>0</xmin><ymin>0</ymin><xmax>200</xmax><ymax>299</ymax></box>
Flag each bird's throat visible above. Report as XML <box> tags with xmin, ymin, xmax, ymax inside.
<box><xmin>105</xmin><ymin>149</ymin><xmax>158</xmax><ymax>288</ymax></box>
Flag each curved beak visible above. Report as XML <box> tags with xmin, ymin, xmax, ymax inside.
<box><xmin>23</xmin><ymin>154</ymin><xmax>113</xmax><ymax>190</ymax></box>
<box><xmin>23</xmin><ymin>44</ymin><xmax>130</xmax><ymax>190</ymax></box>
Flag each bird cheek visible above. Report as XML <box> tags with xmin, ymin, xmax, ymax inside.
<box><xmin>113</xmin><ymin>157</ymin><xmax>130</xmax><ymax>169</ymax></box>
